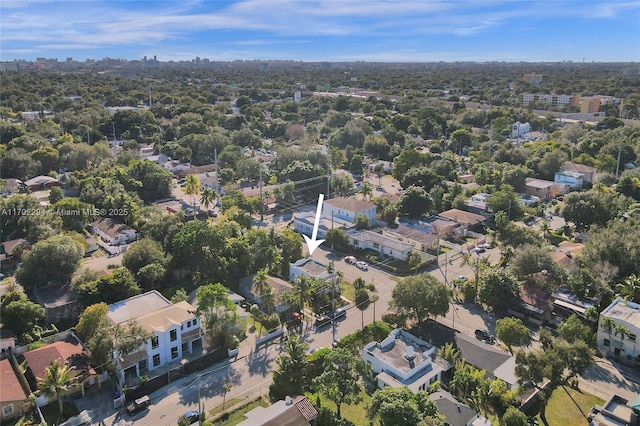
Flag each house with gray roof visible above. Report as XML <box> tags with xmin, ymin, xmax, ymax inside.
<box><xmin>363</xmin><ymin>329</ymin><xmax>450</xmax><ymax>392</ymax></box>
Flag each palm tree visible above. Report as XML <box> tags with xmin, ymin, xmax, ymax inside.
<box><xmin>260</xmin><ymin>286</ymin><xmax>276</xmax><ymax>315</ymax></box>
<box><xmin>359</xmin><ymin>181</ymin><xmax>373</xmax><ymax>201</ymax></box>
<box><xmin>253</xmin><ymin>268</ymin><xmax>270</xmax><ymax>297</ymax></box>
<box><xmin>200</xmin><ymin>187</ymin><xmax>217</xmax><ymax>212</ymax></box>
<box><xmin>600</xmin><ymin>316</ymin><xmax>615</xmax><ymax>356</ymax></box>
<box><xmin>293</xmin><ymin>275</ymin><xmax>311</xmax><ymax>314</ymax></box>
<box><xmin>184</xmin><ymin>174</ymin><xmax>201</xmax><ymax>210</ymax></box>
<box><xmin>38</xmin><ymin>360</ymin><xmax>75</xmax><ymax>413</ymax></box>
<box><xmin>618</xmin><ymin>274</ymin><xmax>640</xmax><ymax>303</ymax></box>
<box><xmin>222</xmin><ymin>382</ymin><xmax>233</xmax><ymax>410</ymax></box>
<box><xmin>374</xmin><ymin>163</ymin><xmax>384</xmax><ymax>188</ymax></box>
<box><xmin>614</xmin><ymin>324</ymin><xmax>630</xmax><ymax>356</ymax></box>
<box><xmin>438</xmin><ymin>342</ymin><xmax>460</xmax><ymax>365</ymax></box>
<box><xmin>539</xmin><ymin>220</ymin><xmax>550</xmax><ymax>242</ymax></box>
<box><xmin>353</xmin><ymin>277</ymin><xmax>370</xmax><ymax>329</ymax></box>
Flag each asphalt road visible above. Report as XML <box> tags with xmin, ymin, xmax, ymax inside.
<box><xmin>101</xmin><ymin>241</ymin><xmax>506</xmax><ymax>425</ymax></box>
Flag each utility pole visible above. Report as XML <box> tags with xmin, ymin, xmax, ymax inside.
<box><xmin>616</xmin><ymin>100</ymin><xmax>624</xmax><ymax>179</ymax></box>
<box><xmin>259</xmin><ymin>167</ymin><xmax>264</xmax><ymax>222</ymax></box>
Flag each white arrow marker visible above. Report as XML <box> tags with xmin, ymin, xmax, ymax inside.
<box><xmin>303</xmin><ymin>193</ymin><xmax>325</xmax><ymax>256</ymax></box>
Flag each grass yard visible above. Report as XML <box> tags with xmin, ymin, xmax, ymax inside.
<box><xmin>341</xmin><ymin>280</ymin><xmax>356</xmax><ymax>301</ymax></box>
<box><xmin>306</xmin><ymin>389</ymin><xmax>373</xmax><ymax>425</ymax></box>
<box><xmin>246</xmin><ymin>317</ymin><xmax>267</xmax><ymax>337</ymax></box>
<box><xmin>536</xmin><ymin>385</ymin><xmax>604</xmax><ymax>426</ymax></box>
<box><xmin>211</xmin><ymin>395</ymin><xmax>270</xmax><ymax>426</ymax></box>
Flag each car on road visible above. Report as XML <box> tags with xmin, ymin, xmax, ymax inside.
<box><xmin>474</xmin><ymin>247</ymin><xmax>486</xmax><ymax>254</ymax></box>
<box><xmin>455</xmin><ymin>275</ymin><xmax>467</xmax><ymax>281</ymax></box>
<box><xmin>355</xmin><ymin>261</ymin><xmax>369</xmax><ymax>270</ymax></box>
<box><xmin>179</xmin><ymin>410</ymin><xmax>200</xmax><ymax>424</ymax></box>
<box><xmin>315</xmin><ymin>315</ymin><xmax>331</xmax><ymax>328</ymax></box>
<box><xmin>126</xmin><ymin>395</ymin><xmax>151</xmax><ymax>416</ymax></box>
<box><xmin>331</xmin><ymin>307</ymin><xmax>347</xmax><ymax>320</ymax></box>
<box><xmin>344</xmin><ymin>256</ymin><xmax>356</xmax><ymax>265</ymax></box>
<box><xmin>479</xmin><ymin>243</ymin><xmax>491</xmax><ymax>249</ymax></box>
<box><xmin>474</xmin><ymin>329</ymin><xmax>495</xmax><ymax>344</ymax></box>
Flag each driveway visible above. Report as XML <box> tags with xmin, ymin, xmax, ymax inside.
<box><xmin>83</xmin><ymin>252</ymin><xmax>123</xmax><ymax>273</ymax></box>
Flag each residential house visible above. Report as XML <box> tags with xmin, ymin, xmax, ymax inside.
<box><xmin>175</xmin><ymin>164</ymin><xmax>216</xmax><ymax>179</ymax></box>
<box><xmin>91</xmin><ymin>218</ymin><xmax>137</xmax><ymax>246</ymax></box>
<box><xmin>289</xmin><ymin>258</ymin><xmax>332</xmax><ymax>282</ymax></box>
<box><xmin>464</xmin><ymin>193</ymin><xmax>491</xmax><ymax>215</ymax></box>
<box><xmin>525</xmin><ymin>178</ymin><xmax>569</xmax><ymax>201</ymax></box>
<box><xmin>510</xmin><ymin>121</ymin><xmax>531</xmax><ymax>139</ymax></box>
<box><xmin>0</xmin><ymin>359</ymin><xmax>29</xmax><ymax>422</ymax></box>
<box><xmin>0</xmin><ymin>238</ymin><xmax>29</xmax><ymax>266</ymax></box>
<box><xmin>402</xmin><ymin>216</ymin><xmax>461</xmax><ymax>237</ymax></box>
<box><xmin>23</xmin><ymin>175</ymin><xmax>59</xmax><ymax>191</ymax></box>
<box><xmin>22</xmin><ymin>336</ymin><xmax>98</xmax><ymax>405</ymax></box>
<box><xmin>0</xmin><ymin>178</ymin><xmax>22</xmax><ymax>197</ymax></box>
<box><xmin>589</xmin><ymin>394</ymin><xmax>638</xmax><ymax>426</ymax></box>
<box><xmin>518</xmin><ymin>194</ymin><xmax>541</xmax><ymax>207</ymax></box>
<box><xmin>323</xmin><ymin>197</ymin><xmax>376</xmax><ymax>227</ymax></box>
<box><xmin>198</xmin><ymin>171</ymin><xmax>219</xmax><ymax>190</ymax></box>
<box><xmin>597</xmin><ymin>298</ymin><xmax>640</xmax><ymax>361</ymax></box>
<box><xmin>561</xmin><ymin>161</ymin><xmax>597</xmax><ymax>183</ymax></box>
<box><xmin>453</xmin><ymin>334</ymin><xmax>518</xmax><ymax>390</ymax></box>
<box><xmin>551</xmin><ymin>289</ymin><xmax>595</xmax><ymax>325</ymax></box>
<box><xmin>438</xmin><ymin>209</ymin><xmax>486</xmax><ymax>232</ymax></box>
<box><xmin>107</xmin><ymin>291</ymin><xmax>202</xmax><ymax>385</ymax></box>
<box><xmin>363</xmin><ymin>329</ymin><xmax>449</xmax><ymax>392</ymax></box>
<box><xmin>33</xmin><ymin>283</ymin><xmax>80</xmax><ymax>324</ymax></box>
<box><xmin>554</xmin><ymin>170</ymin><xmax>584</xmax><ymax>190</ymax></box>
<box><xmin>293</xmin><ymin>212</ymin><xmax>352</xmax><ymax>239</ymax></box>
<box><xmin>349</xmin><ymin>230</ymin><xmax>414</xmax><ymax>261</ymax></box>
<box><xmin>381</xmin><ymin>224</ymin><xmax>439</xmax><ymax>253</ymax></box>
<box><xmin>430</xmin><ymin>390</ymin><xmax>488</xmax><ymax>426</ymax></box>
<box><xmin>238</xmin><ymin>274</ymin><xmax>294</xmax><ymax>314</ymax></box>
<box><xmin>238</xmin><ymin>395</ymin><xmax>318</xmax><ymax>426</ymax></box>
<box><xmin>153</xmin><ymin>198</ymin><xmax>207</xmax><ymax>220</ymax></box>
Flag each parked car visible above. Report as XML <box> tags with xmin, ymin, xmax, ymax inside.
<box><xmin>474</xmin><ymin>247</ymin><xmax>486</xmax><ymax>254</ymax></box>
<box><xmin>126</xmin><ymin>395</ymin><xmax>151</xmax><ymax>415</ymax></box>
<box><xmin>356</xmin><ymin>261</ymin><xmax>369</xmax><ymax>270</ymax></box>
<box><xmin>331</xmin><ymin>307</ymin><xmax>347</xmax><ymax>320</ymax></box>
<box><xmin>344</xmin><ymin>256</ymin><xmax>356</xmax><ymax>264</ymax></box>
<box><xmin>179</xmin><ymin>410</ymin><xmax>200</xmax><ymax>424</ymax></box>
<box><xmin>474</xmin><ymin>329</ymin><xmax>495</xmax><ymax>344</ymax></box>
<box><xmin>479</xmin><ymin>243</ymin><xmax>491</xmax><ymax>249</ymax></box>
<box><xmin>315</xmin><ymin>315</ymin><xmax>331</xmax><ymax>328</ymax></box>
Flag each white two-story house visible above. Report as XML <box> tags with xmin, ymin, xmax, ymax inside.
<box><xmin>597</xmin><ymin>298</ymin><xmax>640</xmax><ymax>362</ymax></box>
<box><xmin>91</xmin><ymin>218</ymin><xmax>137</xmax><ymax>246</ymax></box>
<box><xmin>323</xmin><ymin>197</ymin><xmax>376</xmax><ymax>227</ymax></box>
<box><xmin>107</xmin><ymin>291</ymin><xmax>202</xmax><ymax>385</ymax></box>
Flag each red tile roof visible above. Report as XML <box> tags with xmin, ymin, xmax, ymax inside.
<box><xmin>23</xmin><ymin>340</ymin><xmax>86</xmax><ymax>381</ymax></box>
<box><xmin>0</xmin><ymin>359</ymin><xmax>28</xmax><ymax>402</ymax></box>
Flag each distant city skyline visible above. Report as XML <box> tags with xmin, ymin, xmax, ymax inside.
<box><xmin>1</xmin><ymin>0</ymin><xmax>639</xmax><ymax>63</ymax></box>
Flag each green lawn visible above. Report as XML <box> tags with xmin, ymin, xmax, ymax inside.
<box><xmin>341</xmin><ymin>280</ymin><xmax>356</xmax><ymax>301</ymax></box>
<box><xmin>211</xmin><ymin>395</ymin><xmax>270</xmax><ymax>425</ymax></box>
<box><xmin>536</xmin><ymin>386</ymin><xmax>603</xmax><ymax>426</ymax></box>
<box><xmin>306</xmin><ymin>389</ymin><xmax>374</xmax><ymax>425</ymax></box>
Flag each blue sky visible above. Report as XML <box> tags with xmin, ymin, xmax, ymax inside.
<box><xmin>1</xmin><ymin>0</ymin><xmax>639</xmax><ymax>62</ymax></box>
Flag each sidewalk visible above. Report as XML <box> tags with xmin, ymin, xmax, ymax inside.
<box><xmin>77</xmin><ymin>329</ymin><xmax>263</xmax><ymax>426</ymax></box>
